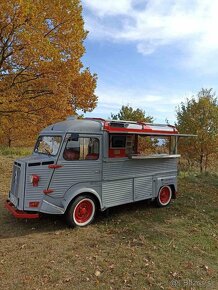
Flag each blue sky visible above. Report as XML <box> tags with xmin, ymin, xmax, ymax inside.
<box><xmin>81</xmin><ymin>0</ymin><xmax>218</xmax><ymax>123</ymax></box>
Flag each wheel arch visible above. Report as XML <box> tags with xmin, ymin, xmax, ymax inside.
<box><xmin>63</xmin><ymin>188</ymin><xmax>102</xmax><ymax>213</ymax></box>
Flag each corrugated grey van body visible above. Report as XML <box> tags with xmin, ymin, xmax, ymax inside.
<box><xmin>7</xmin><ymin>117</ymin><xmax>181</xmax><ymax>221</ymax></box>
<box><xmin>102</xmin><ymin>158</ymin><xmax>177</xmax><ymax>207</ymax></box>
<box><xmin>48</xmin><ymin>134</ymin><xmax>102</xmax><ymax>199</ymax></box>
<box><xmin>9</xmin><ymin>161</ymin><xmax>25</xmax><ymax>210</ymax></box>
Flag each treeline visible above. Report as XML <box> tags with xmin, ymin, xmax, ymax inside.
<box><xmin>110</xmin><ymin>90</ymin><xmax>218</xmax><ymax>173</ymax></box>
<box><xmin>0</xmin><ymin>1</ymin><xmax>217</xmax><ymax>173</ymax></box>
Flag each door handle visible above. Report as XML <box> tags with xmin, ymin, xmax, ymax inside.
<box><xmin>48</xmin><ymin>164</ymin><xmax>63</xmax><ymax>169</ymax></box>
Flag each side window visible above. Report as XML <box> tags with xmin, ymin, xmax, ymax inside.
<box><xmin>138</xmin><ymin>136</ymin><xmax>170</xmax><ymax>155</ymax></box>
<box><xmin>109</xmin><ymin>135</ymin><xmax>135</xmax><ymax>158</ymax></box>
<box><xmin>63</xmin><ymin>137</ymin><xmax>99</xmax><ymax>161</ymax></box>
<box><xmin>111</xmin><ymin>135</ymin><xmax>126</xmax><ymax>148</ymax></box>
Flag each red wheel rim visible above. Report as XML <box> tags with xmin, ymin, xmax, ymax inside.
<box><xmin>74</xmin><ymin>200</ymin><xmax>93</xmax><ymax>224</ymax></box>
<box><xmin>159</xmin><ymin>187</ymin><xmax>171</xmax><ymax>204</ymax></box>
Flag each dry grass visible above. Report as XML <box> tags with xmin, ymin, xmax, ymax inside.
<box><xmin>0</xmin><ymin>154</ymin><xmax>217</xmax><ymax>290</ymax></box>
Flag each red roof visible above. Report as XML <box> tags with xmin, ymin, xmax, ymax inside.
<box><xmin>85</xmin><ymin>118</ymin><xmax>178</xmax><ymax>135</ymax></box>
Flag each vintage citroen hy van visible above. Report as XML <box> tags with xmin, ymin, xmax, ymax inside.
<box><xmin>5</xmin><ymin>117</ymin><xmax>189</xmax><ymax>227</ymax></box>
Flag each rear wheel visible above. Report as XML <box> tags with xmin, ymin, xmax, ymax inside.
<box><xmin>156</xmin><ymin>186</ymin><xmax>172</xmax><ymax>207</ymax></box>
<box><xmin>66</xmin><ymin>195</ymin><xmax>96</xmax><ymax>227</ymax></box>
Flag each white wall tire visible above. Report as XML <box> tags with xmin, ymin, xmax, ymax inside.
<box><xmin>156</xmin><ymin>186</ymin><xmax>172</xmax><ymax>207</ymax></box>
<box><xmin>66</xmin><ymin>195</ymin><xmax>96</xmax><ymax>227</ymax></box>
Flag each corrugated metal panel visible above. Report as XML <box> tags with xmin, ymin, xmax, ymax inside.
<box><xmin>134</xmin><ymin>176</ymin><xmax>153</xmax><ymax>201</ymax></box>
<box><xmin>49</xmin><ymin>161</ymin><xmax>101</xmax><ymax>198</ymax></box>
<box><xmin>41</xmin><ymin>119</ymin><xmax>103</xmax><ymax>134</ymax></box>
<box><xmin>10</xmin><ymin>165</ymin><xmax>16</xmax><ymax>195</ymax></box>
<box><xmin>11</xmin><ymin>164</ymin><xmax>21</xmax><ymax>198</ymax></box>
<box><xmin>25</xmin><ymin>166</ymin><xmax>52</xmax><ymax>204</ymax></box>
<box><xmin>103</xmin><ymin>158</ymin><xmax>177</xmax><ymax>180</ymax></box>
<box><xmin>102</xmin><ymin>179</ymin><xmax>133</xmax><ymax>207</ymax></box>
<box><xmin>9</xmin><ymin>163</ymin><xmax>24</xmax><ymax>209</ymax></box>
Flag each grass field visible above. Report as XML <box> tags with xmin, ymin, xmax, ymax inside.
<box><xmin>0</xmin><ymin>152</ymin><xmax>217</xmax><ymax>290</ymax></box>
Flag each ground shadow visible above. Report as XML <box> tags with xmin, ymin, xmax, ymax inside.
<box><xmin>0</xmin><ymin>198</ymin><xmax>160</xmax><ymax>239</ymax></box>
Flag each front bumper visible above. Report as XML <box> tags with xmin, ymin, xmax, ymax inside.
<box><xmin>5</xmin><ymin>200</ymin><xmax>40</xmax><ymax>219</ymax></box>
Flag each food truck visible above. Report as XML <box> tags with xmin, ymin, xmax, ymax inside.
<box><xmin>5</xmin><ymin>117</ymin><xmax>192</xmax><ymax>227</ymax></box>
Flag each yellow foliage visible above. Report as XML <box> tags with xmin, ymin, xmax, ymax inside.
<box><xmin>0</xmin><ymin>0</ymin><xmax>97</xmax><ymax>146</ymax></box>
<box><xmin>176</xmin><ymin>89</ymin><xmax>218</xmax><ymax>172</ymax></box>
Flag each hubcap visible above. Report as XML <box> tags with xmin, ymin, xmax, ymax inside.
<box><xmin>159</xmin><ymin>187</ymin><xmax>171</xmax><ymax>204</ymax></box>
<box><xmin>74</xmin><ymin>200</ymin><xmax>93</xmax><ymax>224</ymax></box>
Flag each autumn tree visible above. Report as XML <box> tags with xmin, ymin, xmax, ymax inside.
<box><xmin>111</xmin><ymin>105</ymin><xmax>153</xmax><ymax>122</ymax></box>
<box><xmin>0</xmin><ymin>0</ymin><xmax>97</xmax><ymax>146</ymax></box>
<box><xmin>176</xmin><ymin>88</ymin><xmax>218</xmax><ymax>173</ymax></box>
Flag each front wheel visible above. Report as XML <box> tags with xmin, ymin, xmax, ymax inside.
<box><xmin>66</xmin><ymin>195</ymin><xmax>96</xmax><ymax>227</ymax></box>
<box><xmin>156</xmin><ymin>186</ymin><xmax>172</xmax><ymax>207</ymax></box>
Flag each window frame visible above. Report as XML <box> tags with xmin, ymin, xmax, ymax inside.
<box><xmin>63</xmin><ymin>135</ymin><xmax>100</xmax><ymax>161</ymax></box>
<box><xmin>137</xmin><ymin>135</ymin><xmax>175</xmax><ymax>156</ymax></box>
<box><xmin>110</xmin><ymin>134</ymin><xmax>127</xmax><ymax>149</ymax></box>
<box><xmin>34</xmin><ymin>135</ymin><xmax>63</xmax><ymax>157</ymax></box>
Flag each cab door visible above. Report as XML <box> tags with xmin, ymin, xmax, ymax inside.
<box><xmin>48</xmin><ymin>134</ymin><xmax>102</xmax><ymax>198</ymax></box>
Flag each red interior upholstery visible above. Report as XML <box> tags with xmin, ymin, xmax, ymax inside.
<box><xmin>85</xmin><ymin>153</ymin><xmax>99</xmax><ymax>160</ymax></box>
<box><xmin>63</xmin><ymin>149</ymin><xmax>80</xmax><ymax>160</ymax></box>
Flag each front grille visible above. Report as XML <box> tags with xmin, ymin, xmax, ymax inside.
<box><xmin>11</xmin><ymin>164</ymin><xmax>21</xmax><ymax>198</ymax></box>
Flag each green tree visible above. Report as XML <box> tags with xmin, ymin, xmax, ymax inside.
<box><xmin>176</xmin><ymin>88</ymin><xmax>218</xmax><ymax>173</ymax></box>
<box><xmin>111</xmin><ymin>105</ymin><xmax>153</xmax><ymax>122</ymax></box>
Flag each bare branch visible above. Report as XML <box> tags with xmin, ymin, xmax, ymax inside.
<box><xmin>44</xmin><ymin>20</ymin><xmax>67</xmax><ymax>37</ymax></box>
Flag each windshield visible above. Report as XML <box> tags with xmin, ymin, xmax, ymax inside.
<box><xmin>34</xmin><ymin>136</ymin><xmax>62</xmax><ymax>156</ymax></box>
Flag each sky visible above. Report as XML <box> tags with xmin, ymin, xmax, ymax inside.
<box><xmin>81</xmin><ymin>0</ymin><xmax>218</xmax><ymax>123</ymax></box>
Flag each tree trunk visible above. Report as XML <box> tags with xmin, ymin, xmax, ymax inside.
<box><xmin>205</xmin><ymin>154</ymin><xmax>208</xmax><ymax>172</ymax></box>
<box><xmin>8</xmin><ymin>138</ymin><xmax>11</xmax><ymax>148</ymax></box>
<box><xmin>199</xmin><ymin>145</ymin><xmax>204</xmax><ymax>173</ymax></box>
<box><xmin>200</xmin><ymin>154</ymin><xmax>203</xmax><ymax>173</ymax></box>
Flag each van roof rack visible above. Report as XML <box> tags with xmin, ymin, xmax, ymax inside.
<box><xmin>84</xmin><ymin>118</ymin><xmax>178</xmax><ymax>135</ymax></box>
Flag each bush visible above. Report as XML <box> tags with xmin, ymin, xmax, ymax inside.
<box><xmin>0</xmin><ymin>147</ymin><xmax>32</xmax><ymax>158</ymax></box>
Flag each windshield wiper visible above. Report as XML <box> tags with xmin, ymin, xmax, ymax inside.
<box><xmin>44</xmin><ymin>148</ymin><xmax>51</xmax><ymax>156</ymax></box>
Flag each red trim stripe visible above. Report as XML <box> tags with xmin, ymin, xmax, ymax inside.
<box><xmin>104</xmin><ymin>126</ymin><xmax>178</xmax><ymax>134</ymax></box>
